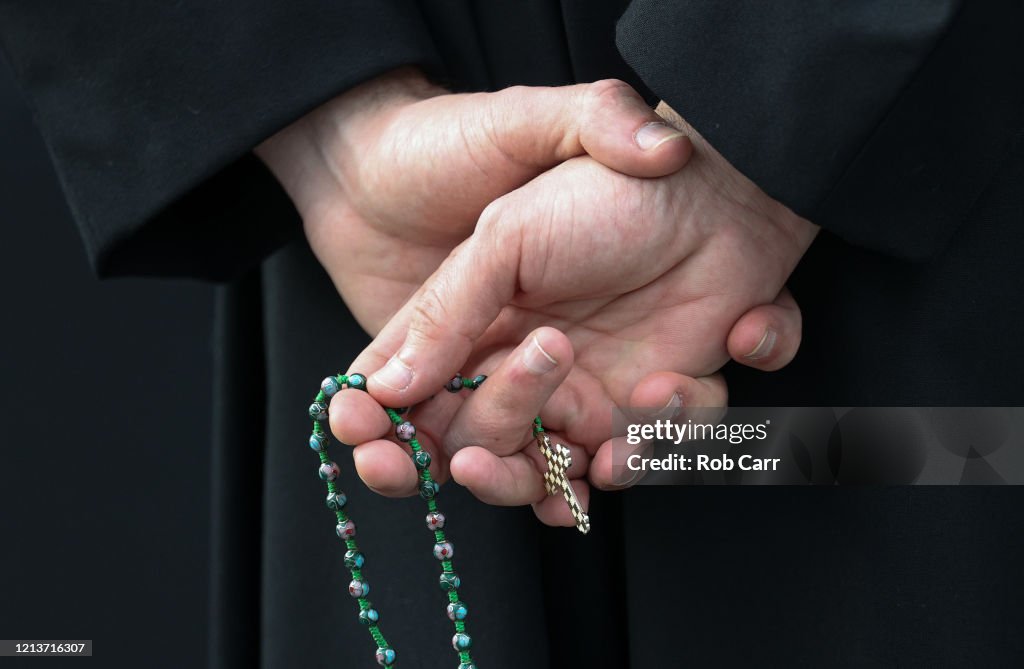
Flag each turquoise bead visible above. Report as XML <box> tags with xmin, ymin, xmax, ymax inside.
<box><xmin>419</xmin><ymin>480</ymin><xmax>440</xmax><ymax>500</ymax></box>
<box><xmin>309</xmin><ymin>432</ymin><xmax>327</xmax><ymax>452</ymax></box>
<box><xmin>359</xmin><ymin>607</ymin><xmax>379</xmax><ymax>625</ymax></box>
<box><xmin>439</xmin><ymin>572</ymin><xmax>461</xmax><ymax>591</ymax></box>
<box><xmin>472</xmin><ymin>374</ymin><xmax>487</xmax><ymax>387</ymax></box>
<box><xmin>452</xmin><ymin>632</ymin><xmax>472</xmax><ymax>651</ymax></box>
<box><xmin>326</xmin><ymin>491</ymin><xmax>347</xmax><ymax>511</ymax></box>
<box><xmin>347</xmin><ymin>373</ymin><xmax>367</xmax><ymax>391</ymax></box>
<box><xmin>447</xmin><ymin>601</ymin><xmax>468</xmax><ymax>621</ymax></box>
<box><xmin>308</xmin><ymin>401</ymin><xmax>328</xmax><ymax>421</ymax></box>
<box><xmin>413</xmin><ymin>450</ymin><xmax>431</xmax><ymax>470</ymax></box>
<box><xmin>375</xmin><ymin>646</ymin><xmax>396</xmax><ymax>666</ymax></box>
<box><xmin>320</xmin><ymin>376</ymin><xmax>341</xmax><ymax>398</ymax></box>
<box><xmin>344</xmin><ymin>550</ymin><xmax>365</xmax><ymax>569</ymax></box>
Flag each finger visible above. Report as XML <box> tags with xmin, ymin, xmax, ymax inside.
<box><xmin>350</xmin><ymin>419</ymin><xmax>451</xmax><ymax>497</ymax></box>
<box><xmin>330</xmin><ymin>384</ymin><xmax>451</xmax><ymax>494</ymax></box>
<box><xmin>444</xmin><ymin>327</ymin><xmax>573</xmax><ymax>457</ymax></box>
<box><xmin>590</xmin><ymin>371</ymin><xmax>728</xmax><ymax>490</ymax></box>
<box><xmin>483</xmin><ymin>79</ymin><xmax>693</xmax><ymax>178</ymax></box>
<box><xmin>449</xmin><ymin>447</ymin><xmax>547</xmax><ymax>506</ymax></box>
<box><xmin>532</xmin><ymin>479</ymin><xmax>590</xmax><ymax>529</ymax></box>
<box><xmin>726</xmin><ymin>287</ymin><xmax>802</xmax><ymax>372</ymax></box>
<box><xmin>366</xmin><ymin>234</ymin><xmax>517</xmax><ymax>407</ymax></box>
<box><xmin>328</xmin><ymin>386</ymin><xmax>393</xmax><ymax>446</ymax></box>
<box><xmin>449</xmin><ymin>429</ymin><xmax>588</xmax><ymax>507</ymax></box>
<box><xmin>351</xmin><ymin>439</ymin><xmax>420</xmax><ymax>497</ymax></box>
<box><xmin>629</xmin><ymin>371</ymin><xmax>728</xmax><ymax>412</ymax></box>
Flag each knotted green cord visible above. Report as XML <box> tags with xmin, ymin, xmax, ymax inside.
<box><xmin>311</xmin><ymin>381</ymin><xmax>397</xmax><ymax>663</ymax></box>
<box><xmin>309</xmin><ymin>373</ymin><xmax>505</xmax><ymax>667</ymax></box>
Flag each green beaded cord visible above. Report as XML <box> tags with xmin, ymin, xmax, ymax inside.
<box><xmin>309</xmin><ymin>377</ymin><xmax>397</xmax><ymax>666</ymax></box>
<box><xmin>386</xmin><ymin>403</ymin><xmax>475</xmax><ymax>667</ymax></box>
<box><xmin>308</xmin><ymin>372</ymin><xmax>501</xmax><ymax>668</ymax></box>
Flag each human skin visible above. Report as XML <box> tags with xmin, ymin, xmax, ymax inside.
<box><xmin>337</xmin><ymin>103</ymin><xmax>818</xmax><ymax>526</ymax></box>
<box><xmin>256</xmin><ymin>69</ymin><xmax>808</xmax><ymax>526</ymax></box>
<box><xmin>257</xmin><ymin>68</ymin><xmax>692</xmax><ymax>333</ymax></box>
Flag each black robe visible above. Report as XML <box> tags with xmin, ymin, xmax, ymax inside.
<box><xmin>2</xmin><ymin>1</ymin><xmax>1022</xmax><ymax>666</ymax></box>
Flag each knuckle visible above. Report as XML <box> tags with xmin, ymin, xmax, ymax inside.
<box><xmin>407</xmin><ymin>284</ymin><xmax>454</xmax><ymax>346</ymax></box>
<box><xmin>584</xmin><ymin>78</ymin><xmax>637</xmax><ymax>110</ymax></box>
<box><xmin>477</xmin><ymin>196</ymin><xmax>511</xmax><ymax>234</ymax></box>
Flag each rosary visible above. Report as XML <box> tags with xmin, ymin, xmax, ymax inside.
<box><xmin>307</xmin><ymin>371</ymin><xmax>590</xmax><ymax>667</ymax></box>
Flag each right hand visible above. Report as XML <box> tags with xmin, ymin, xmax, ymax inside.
<box><xmin>342</xmin><ymin>105</ymin><xmax>817</xmax><ymax>512</ymax></box>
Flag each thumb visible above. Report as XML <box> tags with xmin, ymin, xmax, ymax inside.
<box><xmin>477</xmin><ymin>79</ymin><xmax>692</xmax><ymax>178</ymax></box>
<box><xmin>357</xmin><ymin>231</ymin><xmax>518</xmax><ymax>408</ymax></box>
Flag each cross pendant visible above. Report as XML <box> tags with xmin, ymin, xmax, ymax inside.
<box><xmin>536</xmin><ymin>432</ymin><xmax>591</xmax><ymax>534</ymax></box>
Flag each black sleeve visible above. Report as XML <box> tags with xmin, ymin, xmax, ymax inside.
<box><xmin>616</xmin><ymin>0</ymin><xmax>1024</xmax><ymax>261</ymax></box>
<box><xmin>0</xmin><ymin>1</ymin><xmax>441</xmax><ymax>280</ymax></box>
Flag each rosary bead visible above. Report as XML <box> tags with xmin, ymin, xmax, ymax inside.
<box><xmin>419</xmin><ymin>480</ymin><xmax>440</xmax><ymax>500</ymax></box>
<box><xmin>446</xmin><ymin>601</ymin><xmax>468</xmax><ymax>621</ymax></box>
<box><xmin>336</xmin><ymin>519</ymin><xmax>357</xmax><ymax>539</ymax></box>
<box><xmin>445</xmin><ymin>374</ymin><xmax>463</xmax><ymax>393</ymax></box>
<box><xmin>425</xmin><ymin>511</ymin><xmax>446</xmax><ymax>530</ymax></box>
<box><xmin>375</xmin><ymin>647</ymin><xmax>396</xmax><ymax>666</ymax></box>
<box><xmin>395</xmin><ymin>421</ymin><xmax>416</xmax><ymax>442</ymax></box>
<box><xmin>452</xmin><ymin>632</ymin><xmax>472</xmax><ymax>652</ymax></box>
<box><xmin>326</xmin><ymin>491</ymin><xmax>347</xmax><ymax>511</ymax></box>
<box><xmin>439</xmin><ymin>572</ymin><xmax>461</xmax><ymax>591</ymax></box>
<box><xmin>347</xmin><ymin>373</ymin><xmax>368</xmax><ymax>391</ymax></box>
<box><xmin>309</xmin><ymin>432</ymin><xmax>328</xmax><ymax>452</ymax></box>
<box><xmin>320</xmin><ymin>376</ymin><xmax>341</xmax><ymax>398</ymax></box>
<box><xmin>348</xmin><ymin>579</ymin><xmax>369</xmax><ymax>598</ymax></box>
<box><xmin>472</xmin><ymin>374</ymin><xmax>487</xmax><ymax>387</ymax></box>
<box><xmin>433</xmin><ymin>541</ymin><xmax>455</xmax><ymax>560</ymax></box>
<box><xmin>358</xmin><ymin>607</ymin><xmax>379</xmax><ymax>625</ymax></box>
<box><xmin>343</xmin><ymin>550</ymin><xmax>365</xmax><ymax>569</ymax></box>
<box><xmin>318</xmin><ymin>461</ymin><xmax>340</xmax><ymax>481</ymax></box>
<box><xmin>413</xmin><ymin>450</ymin><xmax>431</xmax><ymax>470</ymax></box>
<box><xmin>458</xmin><ymin>664</ymin><xmax>477</xmax><ymax>669</ymax></box>
<box><xmin>308</xmin><ymin>401</ymin><xmax>328</xmax><ymax>421</ymax></box>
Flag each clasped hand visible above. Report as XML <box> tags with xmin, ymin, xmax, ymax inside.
<box><xmin>257</xmin><ymin>68</ymin><xmax>818</xmax><ymax>527</ymax></box>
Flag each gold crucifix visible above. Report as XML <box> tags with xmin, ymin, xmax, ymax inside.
<box><xmin>536</xmin><ymin>431</ymin><xmax>591</xmax><ymax>534</ymax></box>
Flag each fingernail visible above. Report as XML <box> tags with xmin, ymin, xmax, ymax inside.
<box><xmin>609</xmin><ymin>441</ymin><xmax>649</xmax><ymax>489</ymax></box>
<box><xmin>745</xmin><ymin>328</ymin><xmax>777</xmax><ymax>361</ymax></box>
<box><xmin>644</xmin><ymin>392</ymin><xmax>682</xmax><ymax>421</ymax></box>
<box><xmin>620</xmin><ymin>466</ymin><xmax>644</xmax><ymax>487</ymax></box>
<box><xmin>372</xmin><ymin>352</ymin><xmax>414</xmax><ymax>391</ymax></box>
<box><xmin>523</xmin><ymin>335</ymin><xmax>558</xmax><ymax>375</ymax></box>
<box><xmin>634</xmin><ymin>122</ymin><xmax>685</xmax><ymax>150</ymax></box>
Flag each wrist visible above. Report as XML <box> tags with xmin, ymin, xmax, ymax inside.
<box><xmin>654</xmin><ymin>100</ymin><xmax>818</xmax><ymax>273</ymax></box>
<box><xmin>254</xmin><ymin>67</ymin><xmax>445</xmax><ymax>220</ymax></box>
<box><xmin>766</xmin><ymin>201</ymin><xmax>820</xmax><ymax>267</ymax></box>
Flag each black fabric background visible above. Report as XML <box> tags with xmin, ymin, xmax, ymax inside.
<box><xmin>0</xmin><ymin>61</ymin><xmax>213</xmax><ymax>667</ymax></box>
